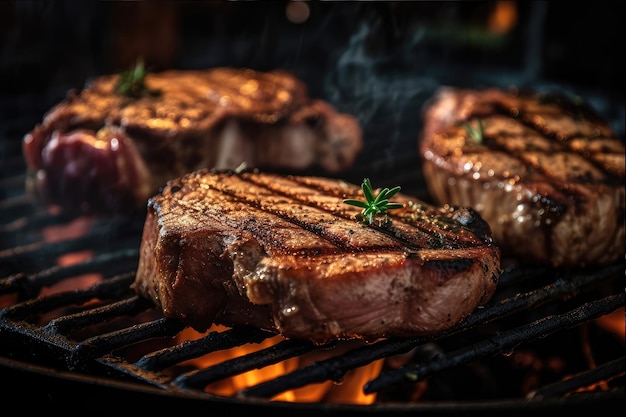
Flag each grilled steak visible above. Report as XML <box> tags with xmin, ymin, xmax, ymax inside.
<box><xmin>132</xmin><ymin>169</ymin><xmax>501</xmax><ymax>344</ymax></box>
<box><xmin>22</xmin><ymin>67</ymin><xmax>362</xmax><ymax>214</ymax></box>
<box><xmin>419</xmin><ymin>87</ymin><xmax>625</xmax><ymax>267</ymax></box>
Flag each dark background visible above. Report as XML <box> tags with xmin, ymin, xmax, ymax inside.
<box><xmin>0</xmin><ymin>1</ymin><xmax>623</xmax><ymax>195</ymax></box>
<box><xmin>0</xmin><ymin>3</ymin><xmax>623</xmax><ymax>411</ymax></box>
<box><xmin>1</xmin><ymin>2</ymin><xmax>624</xmax><ymax>115</ymax></box>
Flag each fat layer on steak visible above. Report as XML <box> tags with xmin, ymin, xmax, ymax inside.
<box><xmin>22</xmin><ymin>67</ymin><xmax>362</xmax><ymax>214</ymax></box>
<box><xmin>132</xmin><ymin>169</ymin><xmax>501</xmax><ymax>344</ymax></box>
<box><xmin>419</xmin><ymin>87</ymin><xmax>625</xmax><ymax>267</ymax></box>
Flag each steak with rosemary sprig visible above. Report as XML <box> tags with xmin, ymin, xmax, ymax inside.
<box><xmin>419</xmin><ymin>87</ymin><xmax>625</xmax><ymax>267</ymax></box>
<box><xmin>132</xmin><ymin>169</ymin><xmax>500</xmax><ymax>344</ymax></box>
<box><xmin>22</xmin><ymin>67</ymin><xmax>362</xmax><ymax>215</ymax></box>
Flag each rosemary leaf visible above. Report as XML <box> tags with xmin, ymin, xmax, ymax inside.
<box><xmin>343</xmin><ymin>179</ymin><xmax>403</xmax><ymax>225</ymax></box>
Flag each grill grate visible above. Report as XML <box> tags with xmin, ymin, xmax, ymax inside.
<box><xmin>1</xmin><ymin>99</ymin><xmax>624</xmax><ymax>415</ymax></box>
<box><xmin>0</xmin><ymin>168</ymin><xmax>624</xmax><ymax>413</ymax></box>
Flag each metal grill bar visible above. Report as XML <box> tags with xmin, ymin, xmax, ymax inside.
<box><xmin>529</xmin><ymin>357</ymin><xmax>625</xmax><ymax>399</ymax></box>
<box><xmin>1</xmin><ymin>272</ymin><xmax>137</xmax><ymax>321</ymax></box>
<box><xmin>174</xmin><ymin>338</ymin><xmax>329</xmax><ymax>389</ymax></box>
<box><xmin>0</xmin><ymin>217</ymin><xmax>143</xmax><ymax>267</ymax></box>
<box><xmin>1</xmin><ymin>88</ymin><xmax>624</xmax><ymax>413</ymax></box>
<box><xmin>233</xmin><ymin>293</ymin><xmax>623</xmax><ymax>399</ymax></box>
<box><xmin>364</xmin><ymin>293</ymin><xmax>625</xmax><ymax>394</ymax></box>
<box><xmin>0</xmin><ymin>209</ymin><xmax>76</xmax><ymax>241</ymax></box>
<box><xmin>0</xmin><ymin>248</ymin><xmax>138</xmax><ymax>297</ymax></box>
<box><xmin>1</xmin><ymin>226</ymin><xmax>623</xmax><ymax>403</ymax></box>
<box><xmin>44</xmin><ymin>294</ymin><xmax>150</xmax><ymax>334</ymax></box>
<box><xmin>69</xmin><ymin>317</ymin><xmax>185</xmax><ymax>369</ymax></box>
<box><xmin>136</xmin><ymin>326</ymin><xmax>279</xmax><ymax>372</ymax></box>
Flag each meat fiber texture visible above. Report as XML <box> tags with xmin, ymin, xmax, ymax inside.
<box><xmin>22</xmin><ymin>67</ymin><xmax>363</xmax><ymax>215</ymax></box>
<box><xmin>132</xmin><ymin>169</ymin><xmax>501</xmax><ymax>344</ymax></box>
<box><xmin>419</xmin><ymin>87</ymin><xmax>625</xmax><ymax>268</ymax></box>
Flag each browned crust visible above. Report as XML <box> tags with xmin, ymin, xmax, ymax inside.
<box><xmin>22</xmin><ymin>68</ymin><xmax>363</xmax><ymax>214</ymax></box>
<box><xmin>419</xmin><ymin>87</ymin><xmax>625</xmax><ymax>267</ymax></box>
<box><xmin>133</xmin><ymin>170</ymin><xmax>501</xmax><ymax>343</ymax></box>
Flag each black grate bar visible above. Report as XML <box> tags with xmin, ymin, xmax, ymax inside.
<box><xmin>174</xmin><ymin>338</ymin><xmax>330</xmax><ymax>389</ymax></box>
<box><xmin>0</xmin><ymin>247</ymin><xmax>138</xmax><ymax>296</ymax></box>
<box><xmin>68</xmin><ymin>317</ymin><xmax>185</xmax><ymax>368</ymax></box>
<box><xmin>235</xmin><ymin>263</ymin><xmax>621</xmax><ymax>399</ymax></box>
<box><xmin>460</xmin><ymin>262</ymin><xmax>623</xmax><ymax>328</ymax></box>
<box><xmin>0</xmin><ymin>217</ymin><xmax>143</xmax><ymax>266</ymax></box>
<box><xmin>238</xmin><ymin>294</ymin><xmax>623</xmax><ymax>399</ymax></box>
<box><xmin>0</xmin><ymin>172</ymin><xmax>25</xmax><ymax>191</ymax></box>
<box><xmin>0</xmin><ymin>272</ymin><xmax>136</xmax><ymax>320</ymax></box>
<box><xmin>0</xmin><ymin>193</ymin><xmax>35</xmax><ymax>220</ymax></box>
<box><xmin>42</xmin><ymin>295</ymin><xmax>153</xmax><ymax>334</ymax></box>
<box><xmin>494</xmin><ymin>263</ymin><xmax>553</xmax><ymax>287</ymax></box>
<box><xmin>528</xmin><ymin>357</ymin><xmax>625</xmax><ymax>399</ymax></box>
<box><xmin>363</xmin><ymin>293</ymin><xmax>625</xmax><ymax>394</ymax></box>
<box><xmin>237</xmin><ymin>342</ymin><xmax>400</xmax><ymax>399</ymax></box>
<box><xmin>0</xmin><ymin>210</ymin><xmax>78</xmax><ymax>237</ymax></box>
<box><xmin>135</xmin><ymin>325</ymin><xmax>278</xmax><ymax>372</ymax></box>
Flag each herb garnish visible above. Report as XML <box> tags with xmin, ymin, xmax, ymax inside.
<box><xmin>343</xmin><ymin>178</ymin><xmax>403</xmax><ymax>225</ymax></box>
<box><xmin>463</xmin><ymin>119</ymin><xmax>484</xmax><ymax>143</ymax></box>
<box><xmin>114</xmin><ymin>60</ymin><xmax>160</xmax><ymax>98</ymax></box>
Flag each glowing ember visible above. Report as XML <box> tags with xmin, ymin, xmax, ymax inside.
<box><xmin>176</xmin><ymin>326</ymin><xmax>383</xmax><ymax>405</ymax></box>
<box><xmin>39</xmin><ymin>216</ymin><xmax>102</xmax><ymax>296</ymax></box>
<box><xmin>488</xmin><ymin>0</ymin><xmax>518</xmax><ymax>35</ymax></box>
<box><xmin>594</xmin><ymin>307</ymin><xmax>625</xmax><ymax>342</ymax></box>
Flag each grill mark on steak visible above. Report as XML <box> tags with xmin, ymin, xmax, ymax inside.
<box><xmin>491</xmin><ymin>100</ymin><xmax>623</xmax><ymax>185</ymax></box>
<box><xmin>442</xmin><ymin>99</ymin><xmax>621</xmax><ymax>214</ymax></box>
<box><xmin>162</xmin><ymin>174</ymin><xmax>396</xmax><ymax>256</ymax></box>
<box><xmin>420</xmin><ymin>87</ymin><xmax>624</xmax><ymax>267</ymax></box>
<box><xmin>23</xmin><ymin>67</ymin><xmax>363</xmax><ymax>215</ymax></box>
<box><xmin>284</xmin><ymin>175</ymin><xmax>495</xmax><ymax>244</ymax></box>
<box><xmin>278</xmin><ymin>175</ymin><xmax>494</xmax><ymax>248</ymax></box>
<box><xmin>134</xmin><ymin>169</ymin><xmax>501</xmax><ymax>342</ymax></box>
<box><xmin>172</xmin><ymin>170</ymin><xmax>494</xmax><ymax>255</ymax></box>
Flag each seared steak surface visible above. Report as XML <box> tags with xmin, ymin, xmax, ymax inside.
<box><xmin>22</xmin><ymin>67</ymin><xmax>362</xmax><ymax>214</ymax></box>
<box><xmin>420</xmin><ymin>87</ymin><xmax>625</xmax><ymax>267</ymax></box>
<box><xmin>132</xmin><ymin>169</ymin><xmax>500</xmax><ymax>344</ymax></box>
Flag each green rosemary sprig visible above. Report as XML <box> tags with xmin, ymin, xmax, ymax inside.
<box><xmin>343</xmin><ymin>178</ymin><xmax>403</xmax><ymax>225</ymax></box>
<box><xmin>463</xmin><ymin>119</ymin><xmax>484</xmax><ymax>143</ymax></box>
<box><xmin>114</xmin><ymin>60</ymin><xmax>160</xmax><ymax>98</ymax></box>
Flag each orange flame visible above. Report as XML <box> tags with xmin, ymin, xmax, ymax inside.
<box><xmin>177</xmin><ymin>327</ymin><xmax>382</xmax><ymax>404</ymax></box>
<box><xmin>40</xmin><ymin>215</ymin><xmax>102</xmax><ymax>296</ymax></box>
<box><xmin>594</xmin><ymin>307</ymin><xmax>625</xmax><ymax>343</ymax></box>
<box><xmin>488</xmin><ymin>1</ymin><xmax>517</xmax><ymax>35</ymax></box>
